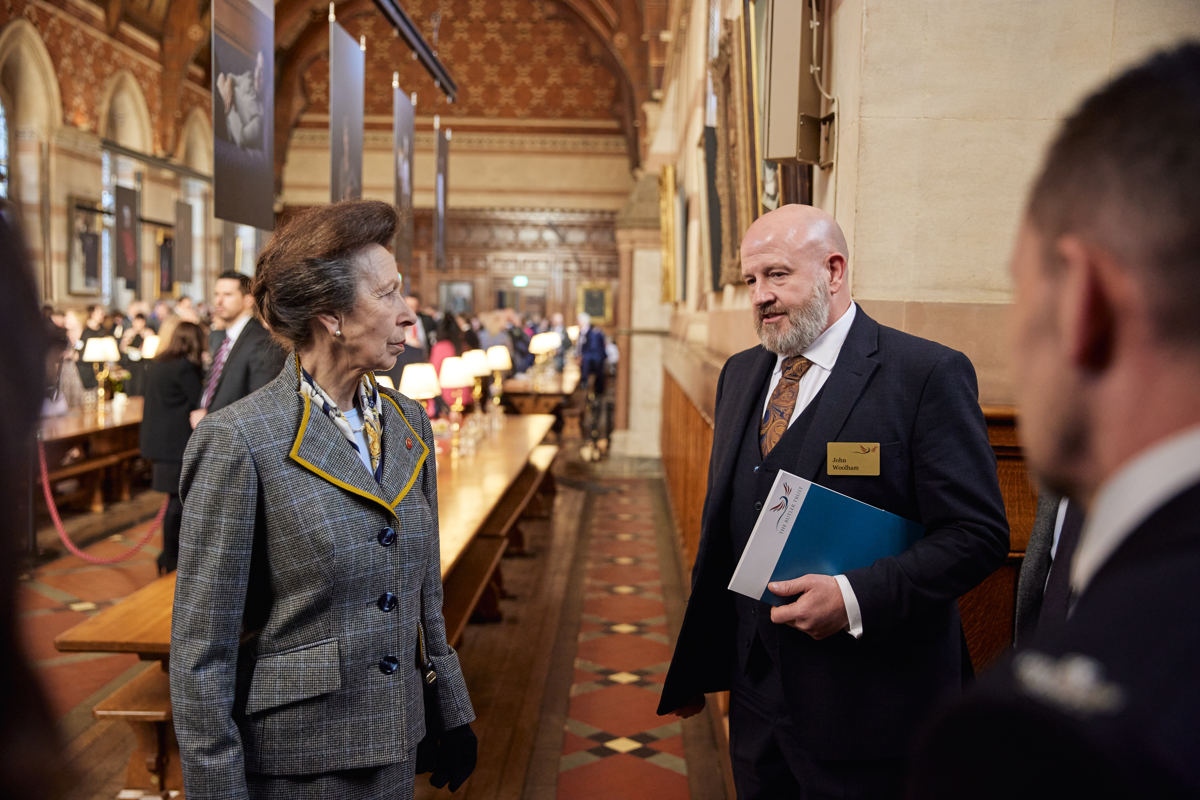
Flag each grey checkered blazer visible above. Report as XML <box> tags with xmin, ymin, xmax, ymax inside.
<box><xmin>170</xmin><ymin>355</ymin><xmax>474</xmax><ymax>799</ymax></box>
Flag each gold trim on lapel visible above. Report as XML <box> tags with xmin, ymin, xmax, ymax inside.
<box><xmin>378</xmin><ymin>392</ymin><xmax>429</xmax><ymax>507</ymax></box>
<box><xmin>289</xmin><ymin>394</ymin><xmax>403</xmax><ymax>517</ymax></box>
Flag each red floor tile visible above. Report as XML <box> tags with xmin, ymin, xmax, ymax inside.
<box><xmin>557</xmin><ymin>753</ymin><xmax>688</xmax><ymax>800</ymax></box>
<box><xmin>567</xmin><ymin>684</ymin><xmax>666</xmax><ymax>736</ymax></box>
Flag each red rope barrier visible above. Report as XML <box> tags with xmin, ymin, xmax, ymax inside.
<box><xmin>36</xmin><ymin>438</ymin><xmax>164</xmax><ymax>564</ymax></box>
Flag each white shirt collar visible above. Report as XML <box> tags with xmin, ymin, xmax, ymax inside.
<box><xmin>224</xmin><ymin>312</ymin><xmax>253</xmax><ymax>344</ymax></box>
<box><xmin>773</xmin><ymin>301</ymin><xmax>857</xmax><ymax>374</ymax></box>
<box><xmin>1073</xmin><ymin>424</ymin><xmax>1200</xmax><ymax>594</ymax></box>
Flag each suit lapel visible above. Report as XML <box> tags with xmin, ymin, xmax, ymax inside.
<box><xmin>714</xmin><ymin>347</ymin><xmax>775</xmax><ymax>481</ymax></box>
<box><xmin>376</xmin><ymin>393</ymin><xmax>430</xmax><ymax>508</ymax></box>
<box><xmin>793</xmin><ymin>311</ymin><xmax>881</xmax><ymax>480</ymax></box>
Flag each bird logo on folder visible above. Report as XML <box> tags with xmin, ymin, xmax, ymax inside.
<box><xmin>768</xmin><ymin>482</ymin><xmax>793</xmax><ymax>514</ymax></box>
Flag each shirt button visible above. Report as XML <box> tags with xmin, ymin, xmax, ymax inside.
<box><xmin>379</xmin><ymin>655</ymin><xmax>400</xmax><ymax>675</ymax></box>
<box><xmin>754</xmin><ymin>501</ymin><xmax>762</xmax><ymax>511</ymax></box>
<box><xmin>378</xmin><ymin>527</ymin><xmax>397</xmax><ymax>546</ymax></box>
<box><xmin>753</xmin><ymin>465</ymin><xmax>760</xmax><ymax>473</ymax></box>
<box><xmin>377</xmin><ymin>592</ymin><xmax>398</xmax><ymax>612</ymax></box>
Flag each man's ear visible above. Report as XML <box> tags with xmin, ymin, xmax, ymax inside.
<box><xmin>1057</xmin><ymin>236</ymin><xmax>1116</xmax><ymax>372</ymax></box>
<box><xmin>826</xmin><ymin>252</ymin><xmax>848</xmax><ymax>293</ymax></box>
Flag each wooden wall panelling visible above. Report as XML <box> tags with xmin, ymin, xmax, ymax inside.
<box><xmin>408</xmin><ymin>208</ymin><xmax>619</xmax><ymax>320</ymax></box>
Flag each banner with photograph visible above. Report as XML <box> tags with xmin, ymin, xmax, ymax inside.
<box><xmin>393</xmin><ymin>86</ymin><xmax>415</xmax><ymax>272</ymax></box>
<box><xmin>114</xmin><ymin>185</ymin><xmax>139</xmax><ymax>292</ymax></box>
<box><xmin>175</xmin><ymin>200</ymin><xmax>193</xmax><ymax>283</ymax></box>
<box><xmin>330</xmin><ymin>22</ymin><xmax>364</xmax><ymax>202</ymax></box>
<box><xmin>212</xmin><ymin>0</ymin><xmax>274</xmax><ymax>230</ymax></box>
<box><xmin>434</xmin><ymin>121</ymin><xmax>449</xmax><ymax>271</ymax></box>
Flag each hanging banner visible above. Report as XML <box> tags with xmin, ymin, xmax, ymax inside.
<box><xmin>175</xmin><ymin>200</ymin><xmax>193</xmax><ymax>283</ymax></box>
<box><xmin>434</xmin><ymin>119</ymin><xmax>449</xmax><ymax>271</ymax></box>
<box><xmin>158</xmin><ymin>235</ymin><xmax>174</xmax><ymax>295</ymax></box>
<box><xmin>330</xmin><ymin>22</ymin><xmax>364</xmax><ymax>202</ymax></box>
<box><xmin>212</xmin><ymin>0</ymin><xmax>275</xmax><ymax>230</ymax></box>
<box><xmin>114</xmin><ymin>185</ymin><xmax>140</xmax><ymax>292</ymax></box>
<box><xmin>393</xmin><ymin>85</ymin><xmax>415</xmax><ymax>272</ymax></box>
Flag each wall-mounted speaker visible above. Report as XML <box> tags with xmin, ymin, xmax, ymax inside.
<box><xmin>762</xmin><ymin>0</ymin><xmax>822</xmax><ymax>164</ymax></box>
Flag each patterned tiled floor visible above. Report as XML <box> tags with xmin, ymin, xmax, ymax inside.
<box><xmin>557</xmin><ymin>478</ymin><xmax>690</xmax><ymax>800</ymax></box>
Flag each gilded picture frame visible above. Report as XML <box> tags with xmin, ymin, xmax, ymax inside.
<box><xmin>577</xmin><ymin>282</ymin><xmax>613</xmax><ymax>326</ymax></box>
<box><xmin>659</xmin><ymin>163</ymin><xmax>677</xmax><ymax>303</ymax></box>
<box><xmin>712</xmin><ymin>18</ymin><xmax>757</xmax><ymax>288</ymax></box>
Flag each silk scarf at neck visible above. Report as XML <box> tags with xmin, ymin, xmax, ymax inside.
<box><xmin>297</xmin><ymin>355</ymin><xmax>383</xmax><ymax>479</ymax></box>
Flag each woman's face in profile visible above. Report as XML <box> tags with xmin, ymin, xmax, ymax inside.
<box><xmin>337</xmin><ymin>243</ymin><xmax>417</xmax><ymax>374</ymax></box>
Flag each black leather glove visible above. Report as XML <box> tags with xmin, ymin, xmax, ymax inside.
<box><xmin>428</xmin><ymin>723</ymin><xmax>478</xmax><ymax>792</ymax></box>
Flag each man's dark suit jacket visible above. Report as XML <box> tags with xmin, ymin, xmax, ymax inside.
<box><xmin>206</xmin><ymin>317</ymin><xmax>285</xmax><ymax>413</ymax></box>
<box><xmin>658</xmin><ymin>308</ymin><xmax>1009</xmax><ymax>760</ymax></box>
<box><xmin>910</xmin><ymin>480</ymin><xmax>1200</xmax><ymax>798</ymax></box>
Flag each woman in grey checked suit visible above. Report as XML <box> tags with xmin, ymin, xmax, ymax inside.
<box><xmin>170</xmin><ymin>200</ymin><xmax>477</xmax><ymax>799</ymax></box>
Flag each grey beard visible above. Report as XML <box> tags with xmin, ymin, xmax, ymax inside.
<box><xmin>756</xmin><ymin>280</ymin><xmax>830</xmax><ymax>356</ymax></box>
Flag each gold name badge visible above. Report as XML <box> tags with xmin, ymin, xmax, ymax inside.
<box><xmin>827</xmin><ymin>442</ymin><xmax>881</xmax><ymax>476</ymax></box>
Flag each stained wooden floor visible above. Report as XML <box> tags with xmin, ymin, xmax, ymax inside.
<box><xmin>20</xmin><ymin>445</ymin><xmax>729</xmax><ymax>800</ymax></box>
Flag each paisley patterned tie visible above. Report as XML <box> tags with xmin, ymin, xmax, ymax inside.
<box><xmin>760</xmin><ymin>355</ymin><xmax>812</xmax><ymax>457</ymax></box>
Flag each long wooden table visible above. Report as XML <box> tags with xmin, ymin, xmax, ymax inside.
<box><xmin>54</xmin><ymin>411</ymin><xmax>554</xmax><ymax>661</ymax></box>
<box><xmin>38</xmin><ymin>397</ymin><xmax>144</xmax><ymax>514</ymax></box>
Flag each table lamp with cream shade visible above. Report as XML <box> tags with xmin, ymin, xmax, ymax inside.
<box><xmin>460</xmin><ymin>348</ymin><xmax>490</xmax><ymax>409</ymax></box>
<box><xmin>438</xmin><ymin>356</ymin><xmax>473</xmax><ymax>417</ymax></box>
<box><xmin>139</xmin><ymin>334</ymin><xmax>160</xmax><ymax>360</ymax></box>
<box><xmin>398</xmin><ymin>362</ymin><xmax>440</xmax><ymax>418</ymax></box>
<box><xmin>528</xmin><ymin>331</ymin><xmax>563</xmax><ymax>389</ymax></box>
<box><xmin>485</xmin><ymin>345</ymin><xmax>512</xmax><ymax>407</ymax></box>
<box><xmin>81</xmin><ymin>336</ymin><xmax>121</xmax><ymax>406</ymax></box>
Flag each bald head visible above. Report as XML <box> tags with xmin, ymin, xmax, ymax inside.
<box><xmin>742</xmin><ymin>204</ymin><xmax>850</xmax><ymax>269</ymax></box>
<box><xmin>740</xmin><ymin>205</ymin><xmax>852</xmax><ymax>355</ymax></box>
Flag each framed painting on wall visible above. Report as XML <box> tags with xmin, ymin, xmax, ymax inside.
<box><xmin>577</xmin><ymin>283</ymin><xmax>612</xmax><ymax>326</ymax></box>
<box><xmin>712</xmin><ymin>18</ymin><xmax>756</xmax><ymax>288</ymax></box>
<box><xmin>67</xmin><ymin>196</ymin><xmax>103</xmax><ymax>296</ymax></box>
<box><xmin>438</xmin><ymin>280</ymin><xmax>473</xmax><ymax>316</ymax></box>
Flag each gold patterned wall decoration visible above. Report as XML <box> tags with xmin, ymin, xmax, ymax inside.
<box><xmin>302</xmin><ymin>0</ymin><xmax>620</xmax><ymax>123</ymax></box>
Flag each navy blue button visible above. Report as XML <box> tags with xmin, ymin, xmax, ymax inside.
<box><xmin>378</xmin><ymin>527</ymin><xmax>397</xmax><ymax>546</ymax></box>
<box><xmin>379</xmin><ymin>655</ymin><xmax>400</xmax><ymax>674</ymax></box>
<box><xmin>754</xmin><ymin>501</ymin><xmax>762</xmax><ymax>511</ymax></box>
<box><xmin>378</xmin><ymin>592</ymin><xmax>398</xmax><ymax>612</ymax></box>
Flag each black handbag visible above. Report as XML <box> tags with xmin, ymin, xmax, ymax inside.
<box><xmin>414</xmin><ymin>620</ymin><xmax>444</xmax><ymax>774</ymax></box>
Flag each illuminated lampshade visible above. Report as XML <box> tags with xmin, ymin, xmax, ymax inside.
<box><xmin>81</xmin><ymin>336</ymin><xmax>120</xmax><ymax>364</ymax></box>
<box><xmin>398</xmin><ymin>362</ymin><xmax>440</xmax><ymax>400</ymax></box>
<box><xmin>485</xmin><ymin>345</ymin><xmax>512</xmax><ymax>372</ymax></box>
<box><xmin>528</xmin><ymin>331</ymin><xmax>563</xmax><ymax>356</ymax></box>
<box><xmin>374</xmin><ymin>374</ymin><xmax>395</xmax><ymax>390</ymax></box>
<box><xmin>438</xmin><ymin>356</ymin><xmax>474</xmax><ymax>390</ymax></box>
<box><xmin>566</xmin><ymin>325</ymin><xmax>580</xmax><ymax>344</ymax></box>
<box><xmin>461</xmin><ymin>348</ymin><xmax>490</xmax><ymax>378</ymax></box>
<box><xmin>139</xmin><ymin>334</ymin><xmax>160</xmax><ymax>359</ymax></box>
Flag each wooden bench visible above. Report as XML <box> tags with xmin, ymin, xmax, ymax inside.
<box><xmin>441</xmin><ymin>535</ymin><xmax>510</xmax><ymax>647</ymax></box>
<box><xmin>92</xmin><ymin>663</ymin><xmax>181</xmax><ymax>795</ymax></box>
<box><xmin>479</xmin><ymin>444</ymin><xmax>559</xmax><ymax>553</ymax></box>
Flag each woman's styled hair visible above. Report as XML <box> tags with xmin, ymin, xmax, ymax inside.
<box><xmin>157</xmin><ymin>320</ymin><xmax>206</xmax><ymax>366</ymax></box>
<box><xmin>253</xmin><ymin>200</ymin><xmax>398</xmax><ymax>350</ymax></box>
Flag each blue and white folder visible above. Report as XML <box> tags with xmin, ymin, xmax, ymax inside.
<box><xmin>728</xmin><ymin>470</ymin><xmax>924</xmax><ymax>605</ymax></box>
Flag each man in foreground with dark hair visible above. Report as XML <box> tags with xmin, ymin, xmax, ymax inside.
<box><xmin>910</xmin><ymin>41</ymin><xmax>1200</xmax><ymax>798</ymax></box>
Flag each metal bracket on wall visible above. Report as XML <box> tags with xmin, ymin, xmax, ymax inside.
<box><xmin>819</xmin><ymin>112</ymin><xmax>837</xmax><ymax>170</ymax></box>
